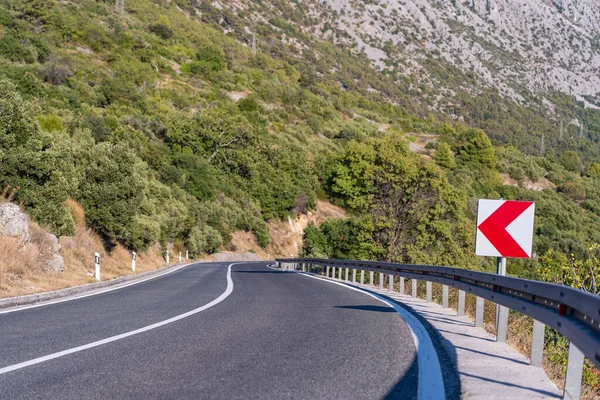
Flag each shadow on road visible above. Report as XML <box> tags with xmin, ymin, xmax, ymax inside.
<box><xmin>234</xmin><ymin>270</ymin><xmax>294</xmax><ymax>274</ymax></box>
<box><xmin>334</xmin><ymin>305</ymin><xmax>397</xmax><ymax>313</ymax></box>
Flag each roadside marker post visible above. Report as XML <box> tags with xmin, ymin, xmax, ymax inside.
<box><xmin>186</xmin><ymin>250</ymin><xmax>189</xmax><ymax>260</ymax></box>
<box><xmin>94</xmin><ymin>253</ymin><xmax>100</xmax><ymax>281</ymax></box>
<box><xmin>132</xmin><ymin>252</ymin><xmax>136</xmax><ymax>272</ymax></box>
<box><xmin>179</xmin><ymin>251</ymin><xmax>182</xmax><ymax>263</ymax></box>
<box><xmin>166</xmin><ymin>250</ymin><xmax>169</xmax><ymax>264</ymax></box>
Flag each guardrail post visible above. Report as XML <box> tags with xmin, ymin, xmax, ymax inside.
<box><xmin>379</xmin><ymin>273</ymin><xmax>384</xmax><ymax>289</ymax></box>
<box><xmin>475</xmin><ymin>296</ymin><xmax>484</xmax><ymax>327</ymax></box>
<box><xmin>389</xmin><ymin>274</ymin><xmax>394</xmax><ymax>292</ymax></box>
<box><xmin>530</xmin><ymin>320</ymin><xmax>545</xmax><ymax>367</ymax></box>
<box><xmin>352</xmin><ymin>269</ymin><xmax>356</xmax><ymax>283</ymax></box>
<box><xmin>458</xmin><ymin>290</ymin><xmax>465</xmax><ymax>316</ymax></box>
<box><xmin>345</xmin><ymin>267</ymin><xmax>349</xmax><ymax>282</ymax></box>
<box><xmin>360</xmin><ymin>270</ymin><xmax>364</xmax><ymax>285</ymax></box>
<box><xmin>326</xmin><ymin>266</ymin><xmax>330</xmax><ymax>277</ymax></box>
<box><xmin>426</xmin><ymin>282</ymin><xmax>432</xmax><ymax>302</ymax></box>
<box><xmin>564</xmin><ymin>342</ymin><xmax>584</xmax><ymax>400</ymax></box>
<box><xmin>496</xmin><ymin>306</ymin><xmax>508</xmax><ymax>342</ymax></box>
<box><xmin>412</xmin><ymin>279</ymin><xmax>417</xmax><ymax>298</ymax></box>
<box><xmin>370</xmin><ymin>271</ymin><xmax>374</xmax><ymax>286</ymax></box>
<box><xmin>400</xmin><ymin>277</ymin><xmax>405</xmax><ymax>295</ymax></box>
<box><xmin>442</xmin><ymin>285</ymin><xmax>448</xmax><ymax>308</ymax></box>
<box><xmin>339</xmin><ymin>267</ymin><xmax>343</xmax><ymax>280</ymax></box>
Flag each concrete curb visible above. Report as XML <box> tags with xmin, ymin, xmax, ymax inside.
<box><xmin>0</xmin><ymin>261</ymin><xmax>203</xmax><ymax>310</ymax></box>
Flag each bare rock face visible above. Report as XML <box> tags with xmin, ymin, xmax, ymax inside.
<box><xmin>0</xmin><ymin>203</ymin><xmax>30</xmax><ymax>242</ymax></box>
<box><xmin>45</xmin><ymin>233</ymin><xmax>62</xmax><ymax>254</ymax></box>
<box><xmin>47</xmin><ymin>254</ymin><xmax>65</xmax><ymax>273</ymax></box>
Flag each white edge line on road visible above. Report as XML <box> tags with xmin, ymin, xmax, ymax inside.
<box><xmin>275</xmin><ymin>267</ymin><xmax>446</xmax><ymax>400</ymax></box>
<box><xmin>0</xmin><ymin>263</ymin><xmax>239</xmax><ymax>376</ymax></box>
<box><xmin>0</xmin><ymin>262</ymin><xmax>197</xmax><ymax>315</ymax></box>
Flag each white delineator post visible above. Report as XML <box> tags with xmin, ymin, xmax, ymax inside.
<box><xmin>186</xmin><ymin>250</ymin><xmax>189</xmax><ymax>260</ymax></box>
<box><xmin>132</xmin><ymin>251</ymin><xmax>136</xmax><ymax>272</ymax></box>
<box><xmin>94</xmin><ymin>252</ymin><xmax>100</xmax><ymax>281</ymax></box>
<box><xmin>166</xmin><ymin>250</ymin><xmax>170</xmax><ymax>264</ymax></box>
<box><xmin>179</xmin><ymin>251</ymin><xmax>182</xmax><ymax>262</ymax></box>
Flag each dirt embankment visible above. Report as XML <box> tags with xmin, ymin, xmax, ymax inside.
<box><xmin>230</xmin><ymin>200</ymin><xmax>346</xmax><ymax>260</ymax></box>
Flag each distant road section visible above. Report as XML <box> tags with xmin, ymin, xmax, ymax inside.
<box><xmin>0</xmin><ymin>262</ymin><xmax>422</xmax><ymax>399</ymax></box>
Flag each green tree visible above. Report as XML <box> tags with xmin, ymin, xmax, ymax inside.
<box><xmin>560</xmin><ymin>151</ymin><xmax>582</xmax><ymax>173</ymax></box>
<box><xmin>0</xmin><ymin>80</ymin><xmax>75</xmax><ymax>234</ymax></box>
<box><xmin>79</xmin><ymin>142</ymin><xmax>152</xmax><ymax>248</ymax></box>
<box><xmin>434</xmin><ymin>142</ymin><xmax>456</xmax><ymax>169</ymax></box>
<box><xmin>457</xmin><ymin>129</ymin><xmax>496</xmax><ymax>169</ymax></box>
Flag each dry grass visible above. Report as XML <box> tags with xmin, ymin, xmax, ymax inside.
<box><xmin>0</xmin><ymin>224</ymin><xmax>169</xmax><ymax>299</ymax></box>
<box><xmin>64</xmin><ymin>198</ymin><xmax>85</xmax><ymax>228</ymax></box>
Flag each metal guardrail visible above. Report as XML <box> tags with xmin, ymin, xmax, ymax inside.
<box><xmin>276</xmin><ymin>258</ymin><xmax>600</xmax><ymax>399</ymax></box>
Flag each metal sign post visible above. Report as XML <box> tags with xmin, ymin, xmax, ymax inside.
<box><xmin>495</xmin><ymin>256</ymin><xmax>508</xmax><ymax>342</ymax></box>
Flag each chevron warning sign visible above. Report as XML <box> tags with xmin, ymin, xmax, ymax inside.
<box><xmin>475</xmin><ymin>199</ymin><xmax>535</xmax><ymax>258</ymax></box>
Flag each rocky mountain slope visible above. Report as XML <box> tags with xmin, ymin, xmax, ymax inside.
<box><xmin>214</xmin><ymin>0</ymin><xmax>600</xmax><ymax>113</ymax></box>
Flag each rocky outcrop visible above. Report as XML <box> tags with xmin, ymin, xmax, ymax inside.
<box><xmin>47</xmin><ymin>254</ymin><xmax>65</xmax><ymax>273</ymax></box>
<box><xmin>0</xmin><ymin>202</ymin><xmax>64</xmax><ymax>273</ymax></box>
<box><xmin>0</xmin><ymin>203</ymin><xmax>30</xmax><ymax>242</ymax></box>
<box><xmin>44</xmin><ymin>233</ymin><xmax>64</xmax><ymax>273</ymax></box>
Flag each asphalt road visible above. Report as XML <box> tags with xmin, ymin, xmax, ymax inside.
<box><xmin>0</xmin><ymin>262</ymin><xmax>421</xmax><ymax>399</ymax></box>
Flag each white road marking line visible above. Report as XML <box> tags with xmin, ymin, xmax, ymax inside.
<box><xmin>0</xmin><ymin>263</ymin><xmax>197</xmax><ymax>315</ymax></box>
<box><xmin>0</xmin><ymin>263</ymin><xmax>238</xmax><ymax>376</ymax></box>
<box><xmin>278</xmin><ymin>267</ymin><xmax>446</xmax><ymax>400</ymax></box>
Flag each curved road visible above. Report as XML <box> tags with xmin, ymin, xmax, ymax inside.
<box><xmin>0</xmin><ymin>262</ymin><xmax>425</xmax><ymax>399</ymax></box>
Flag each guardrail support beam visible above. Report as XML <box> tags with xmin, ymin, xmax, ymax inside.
<box><xmin>426</xmin><ymin>282</ymin><xmax>432</xmax><ymax>302</ymax></box>
<box><xmin>379</xmin><ymin>273</ymin><xmax>384</xmax><ymax>289</ymax></box>
<box><xmin>442</xmin><ymin>285</ymin><xmax>449</xmax><ymax>308</ymax></box>
<box><xmin>370</xmin><ymin>271</ymin><xmax>374</xmax><ymax>287</ymax></box>
<box><xmin>389</xmin><ymin>274</ymin><xmax>394</xmax><ymax>292</ymax></box>
<box><xmin>338</xmin><ymin>267</ymin><xmax>343</xmax><ymax>280</ymax></box>
<box><xmin>400</xmin><ymin>277</ymin><xmax>405</xmax><ymax>295</ymax></box>
<box><xmin>475</xmin><ymin>296</ymin><xmax>484</xmax><ymax>327</ymax></box>
<box><xmin>326</xmin><ymin>266</ymin><xmax>330</xmax><ymax>277</ymax></box>
<box><xmin>332</xmin><ymin>267</ymin><xmax>336</xmax><ymax>279</ymax></box>
<box><xmin>496</xmin><ymin>305</ymin><xmax>508</xmax><ymax>342</ymax></box>
<box><xmin>564</xmin><ymin>342</ymin><xmax>584</xmax><ymax>400</ymax></box>
<box><xmin>412</xmin><ymin>279</ymin><xmax>417</xmax><ymax>298</ymax></box>
<box><xmin>458</xmin><ymin>290</ymin><xmax>465</xmax><ymax>316</ymax></box>
<box><xmin>361</xmin><ymin>270</ymin><xmax>365</xmax><ymax>285</ymax></box>
<box><xmin>345</xmin><ymin>268</ymin><xmax>349</xmax><ymax>282</ymax></box>
<box><xmin>530</xmin><ymin>320</ymin><xmax>545</xmax><ymax>367</ymax></box>
<box><xmin>353</xmin><ymin>269</ymin><xmax>356</xmax><ymax>283</ymax></box>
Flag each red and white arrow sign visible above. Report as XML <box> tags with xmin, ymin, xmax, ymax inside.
<box><xmin>475</xmin><ymin>200</ymin><xmax>535</xmax><ymax>258</ymax></box>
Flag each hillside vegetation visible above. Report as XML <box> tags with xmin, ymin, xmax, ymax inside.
<box><xmin>0</xmin><ymin>0</ymin><xmax>598</xmax><ymax>283</ymax></box>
